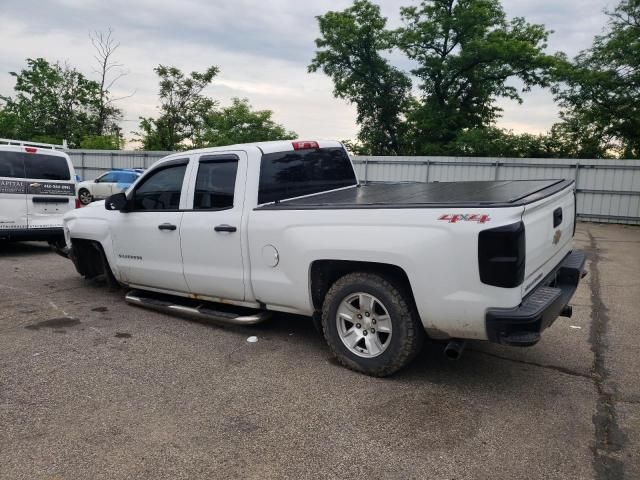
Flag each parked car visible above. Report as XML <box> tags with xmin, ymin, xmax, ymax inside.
<box><xmin>63</xmin><ymin>140</ymin><xmax>585</xmax><ymax>376</ymax></box>
<box><xmin>0</xmin><ymin>144</ymin><xmax>77</xmax><ymax>247</ymax></box>
<box><xmin>77</xmin><ymin>169</ymin><xmax>143</xmax><ymax>205</ymax></box>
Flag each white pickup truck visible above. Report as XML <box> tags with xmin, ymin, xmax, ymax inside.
<box><xmin>63</xmin><ymin>140</ymin><xmax>586</xmax><ymax>376</ymax></box>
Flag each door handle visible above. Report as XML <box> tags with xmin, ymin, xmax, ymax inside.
<box><xmin>158</xmin><ymin>223</ymin><xmax>177</xmax><ymax>231</ymax></box>
<box><xmin>214</xmin><ymin>224</ymin><xmax>237</xmax><ymax>233</ymax></box>
<box><xmin>553</xmin><ymin>207</ymin><xmax>563</xmax><ymax>227</ymax></box>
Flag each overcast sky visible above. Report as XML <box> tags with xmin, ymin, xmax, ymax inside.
<box><xmin>0</xmin><ymin>0</ymin><xmax>615</xmax><ymax>144</ymax></box>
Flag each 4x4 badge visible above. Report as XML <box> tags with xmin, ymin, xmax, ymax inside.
<box><xmin>438</xmin><ymin>214</ymin><xmax>490</xmax><ymax>224</ymax></box>
<box><xmin>552</xmin><ymin>229</ymin><xmax>562</xmax><ymax>245</ymax></box>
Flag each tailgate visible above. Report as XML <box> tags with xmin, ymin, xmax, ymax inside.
<box><xmin>521</xmin><ymin>183</ymin><xmax>576</xmax><ymax>295</ymax></box>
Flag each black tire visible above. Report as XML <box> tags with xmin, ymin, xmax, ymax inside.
<box><xmin>321</xmin><ymin>272</ymin><xmax>424</xmax><ymax>377</ymax></box>
<box><xmin>78</xmin><ymin>188</ymin><xmax>93</xmax><ymax>205</ymax></box>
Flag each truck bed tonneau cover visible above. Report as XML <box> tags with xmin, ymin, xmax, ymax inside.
<box><xmin>257</xmin><ymin>179</ymin><xmax>574</xmax><ymax>210</ymax></box>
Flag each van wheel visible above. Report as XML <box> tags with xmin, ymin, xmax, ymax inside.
<box><xmin>79</xmin><ymin>189</ymin><xmax>93</xmax><ymax>205</ymax></box>
<box><xmin>321</xmin><ymin>272</ymin><xmax>424</xmax><ymax>377</ymax></box>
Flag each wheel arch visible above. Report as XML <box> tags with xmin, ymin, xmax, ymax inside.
<box><xmin>309</xmin><ymin>259</ymin><xmax>416</xmax><ymax>312</ymax></box>
<box><xmin>69</xmin><ymin>238</ymin><xmax>121</xmax><ymax>287</ymax></box>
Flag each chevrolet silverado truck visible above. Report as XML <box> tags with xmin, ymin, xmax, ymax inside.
<box><xmin>63</xmin><ymin>140</ymin><xmax>586</xmax><ymax>376</ymax></box>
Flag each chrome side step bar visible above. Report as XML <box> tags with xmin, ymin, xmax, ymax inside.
<box><xmin>125</xmin><ymin>291</ymin><xmax>270</xmax><ymax>325</ymax></box>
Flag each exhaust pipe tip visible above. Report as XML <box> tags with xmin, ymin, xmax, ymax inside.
<box><xmin>560</xmin><ymin>305</ymin><xmax>573</xmax><ymax>318</ymax></box>
<box><xmin>444</xmin><ymin>339</ymin><xmax>466</xmax><ymax>360</ymax></box>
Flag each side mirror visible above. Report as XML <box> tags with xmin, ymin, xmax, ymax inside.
<box><xmin>94</xmin><ymin>178</ymin><xmax>100</xmax><ymax>183</ymax></box>
<box><xmin>105</xmin><ymin>192</ymin><xmax>128</xmax><ymax>212</ymax></box>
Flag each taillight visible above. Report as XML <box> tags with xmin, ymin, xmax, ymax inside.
<box><xmin>75</xmin><ymin>199</ymin><xmax>81</xmax><ymax>209</ymax></box>
<box><xmin>25</xmin><ymin>147</ymin><xmax>37</xmax><ymax>153</ymax></box>
<box><xmin>292</xmin><ymin>141</ymin><xmax>319</xmax><ymax>150</ymax></box>
<box><xmin>478</xmin><ymin>222</ymin><xmax>526</xmax><ymax>288</ymax></box>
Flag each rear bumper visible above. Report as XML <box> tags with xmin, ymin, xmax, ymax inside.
<box><xmin>486</xmin><ymin>249</ymin><xmax>586</xmax><ymax>346</ymax></box>
<box><xmin>0</xmin><ymin>227</ymin><xmax>64</xmax><ymax>242</ymax></box>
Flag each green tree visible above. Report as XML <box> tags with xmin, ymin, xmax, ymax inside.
<box><xmin>0</xmin><ymin>58</ymin><xmax>102</xmax><ymax>147</ymax></box>
<box><xmin>452</xmin><ymin>127</ymin><xmax>564</xmax><ymax>158</ymax></box>
<box><xmin>309</xmin><ymin>0</ymin><xmax>412</xmax><ymax>155</ymax></box>
<box><xmin>79</xmin><ymin>134</ymin><xmax>123</xmax><ymax>150</ymax></box>
<box><xmin>396</xmin><ymin>0</ymin><xmax>558</xmax><ymax>154</ymax></box>
<box><xmin>197</xmin><ymin>98</ymin><xmax>296</xmax><ymax>147</ymax></box>
<box><xmin>554</xmin><ymin>0</ymin><xmax>640</xmax><ymax>158</ymax></box>
<box><xmin>137</xmin><ymin>65</ymin><xmax>219</xmax><ymax>150</ymax></box>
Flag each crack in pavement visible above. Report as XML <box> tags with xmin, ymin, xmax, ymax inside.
<box><xmin>468</xmin><ymin>348</ymin><xmax>593</xmax><ymax>380</ymax></box>
<box><xmin>587</xmin><ymin>229</ymin><xmax>627</xmax><ymax>480</ymax></box>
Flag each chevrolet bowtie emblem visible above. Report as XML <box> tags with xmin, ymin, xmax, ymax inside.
<box><xmin>552</xmin><ymin>229</ymin><xmax>562</xmax><ymax>245</ymax></box>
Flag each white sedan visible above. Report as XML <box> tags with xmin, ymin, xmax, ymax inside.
<box><xmin>77</xmin><ymin>169</ymin><xmax>143</xmax><ymax>205</ymax></box>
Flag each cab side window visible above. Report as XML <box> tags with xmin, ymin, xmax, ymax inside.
<box><xmin>132</xmin><ymin>163</ymin><xmax>187</xmax><ymax>211</ymax></box>
<box><xmin>194</xmin><ymin>156</ymin><xmax>238</xmax><ymax>210</ymax></box>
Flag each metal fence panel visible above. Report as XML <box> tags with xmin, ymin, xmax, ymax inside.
<box><xmin>353</xmin><ymin>156</ymin><xmax>640</xmax><ymax>225</ymax></box>
<box><xmin>68</xmin><ymin>151</ymin><xmax>640</xmax><ymax>225</ymax></box>
<box><xmin>69</xmin><ymin>150</ymin><xmax>170</xmax><ymax>180</ymax></box>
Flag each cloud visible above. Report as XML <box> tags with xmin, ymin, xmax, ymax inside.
<box><xmin>0</xmin><ymin>0</ymin><xmax>613</xmax><ymax>144</ymax></box>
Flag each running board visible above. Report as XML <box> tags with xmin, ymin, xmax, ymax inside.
<box><xmin>125</xmin><ymin>291</ymin><xmax>270</xmax><ymax>325</ymax></box>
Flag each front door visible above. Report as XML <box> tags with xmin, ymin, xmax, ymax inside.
<box><xmin>93</xmin><ymin>172</ymin><xmax>117</xmax><ymax>199</ymax></box>
<box><xmin>180</xmin><ymin>152</ymin><xmax>246</xmax><ymax>301</ymax></box>
<box><xmin>110</xmin><ymin>159</ymin><xmax>191</xmax><ymax>292</ymax></box>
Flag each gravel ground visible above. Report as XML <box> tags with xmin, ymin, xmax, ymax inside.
<box><xmin>0</xmin><ymin>222</ymin><xmax>638</xmax><ymax>480</ymax></box>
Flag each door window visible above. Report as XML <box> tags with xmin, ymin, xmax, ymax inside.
<box><xmin>194</xmin><ymin>156</ymin><xmax>238</xmax><ymax>210</ymax></box>
<box><xmin>24</xmin><ymin>154</ymin><xmax>71</xmax><ymax>180</ymax></box>
<box><xmin>0</xmin><ymin>152</ymin><xmax>26</xmax><ymax>178</ymax></box>
<box><xmin>97</xmin><ymin>172</ymin><xmax>118</xmax><ymax>183</ymax></box>
<box><xmin>132</xmin><ymin>163</ymin><xmax>187</xmax><ymax>211</ymax></box>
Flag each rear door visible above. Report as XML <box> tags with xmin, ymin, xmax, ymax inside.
<box><xmin>0</xmin><ymin>149</ymin><xmax>28</xmax><ymax>233</ymax></box>
<box><xmin>180</xmin><ymin>152</ymin><xmax>247</xmax><ymax>301</ymax></box>
<box><xmin>24</xmin><ymin>150</ymin><xmax>76</xmax><ymax>230</ymax></box>
<box><xmin>521</xmin><ymin>185</ymin><xmax>576</xmax><ymax>294</ymax></box>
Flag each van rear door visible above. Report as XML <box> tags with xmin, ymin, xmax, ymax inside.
<box><xmin>23</xmin><ymin>149</ymin><xmax>76</xmax><ymax>230</ymax></box>
<box><xmin>0</xmin><ymin>149</ymin><xmax>28</xmax><ymax>234</ymax></box>
<box><xmin>520</xmin><ymin>183</ymin><xmax>576</xmax><ymax>296</ymax></box>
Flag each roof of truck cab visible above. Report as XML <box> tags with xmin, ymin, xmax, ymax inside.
<box><xmin>165</xmin><ymin>140</ymin><xmax>344</xmax><ymax>158</ymax></box>
<box><xmin>256</xmin><ymin>179</ymin><xmax>575</xmax><ymax>210</ymax></box>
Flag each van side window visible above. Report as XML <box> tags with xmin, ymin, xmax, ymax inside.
<box><xmin>0</xmin><ymin>152</ymin><xmax>26</xmax><ymax>178</ymax></box>
<box><xmin>194</xmin><ymin>156</ymin><xmax>238</xmax><ymax>210</ymax></box>
<box><xmin>24</xmin><ymin>154</ymin><xmax>71</xmax><ymax>180</ymax></box>
<box><xmin>132</xmin><ymin>163</ymin><xmax>187</xmax><ymax>211</ymax></box>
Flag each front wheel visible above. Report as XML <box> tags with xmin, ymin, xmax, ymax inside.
<box><xmin>321</xmin><ymin>272</ymin><xmax>424</xmax><ymax>377</ymax></box>
<box><xmin>78</xmin><ymin>188</ymin><xmax>93</xmax><ymax>205</ymax></box>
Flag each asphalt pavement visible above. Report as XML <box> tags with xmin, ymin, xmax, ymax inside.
<box><xmin>0</xmin><ymin>222</ymin><xmax>638</xmax><ymax>479</ymax></box>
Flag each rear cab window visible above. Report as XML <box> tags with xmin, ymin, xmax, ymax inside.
<box><xmin>258</xmin><ymin>146</ymin><xmax>356</xmax><ymax>205</ymax></box>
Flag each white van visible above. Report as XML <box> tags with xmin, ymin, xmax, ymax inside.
<box><xmin>0</xmin><ymin>144</ymin><xmax>77</xmax><ymax>246</ymax></box>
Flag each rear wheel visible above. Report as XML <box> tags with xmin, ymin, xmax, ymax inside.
<box><xmin>78</xmin><ymin>189</ymin><xmax>93</xmax><ymax>205</ymax></box>
<box><xmin>321</xmin><ymin>272</ymin><xmax>424</xmax><ymax>377</ymax></box>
